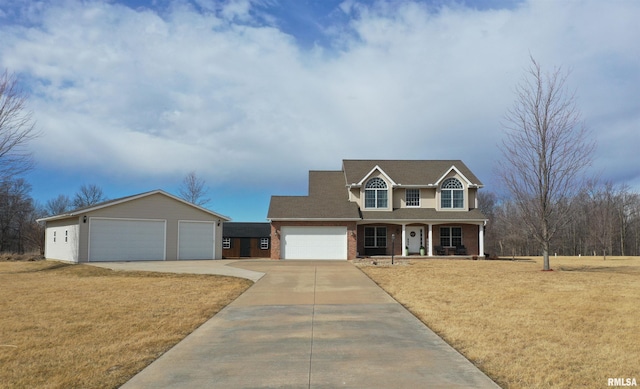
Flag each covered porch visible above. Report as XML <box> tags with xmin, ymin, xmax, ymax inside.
<box><xmin>356</xmin><ymin>221</ymin><xmax>486</xmax><ymax>259</ymax></box>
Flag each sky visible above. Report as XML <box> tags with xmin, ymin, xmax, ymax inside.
<box><xmin>1</xmin><ymin>0</ymin><xmax>639</xmax><ymax>221</ymax></box>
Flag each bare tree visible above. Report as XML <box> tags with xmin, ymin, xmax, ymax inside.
<box><xmin>498</xmin><ymin>57</ymin><xmax>595</xmax><ymax>270</ymax></box>
<box><xmin>0</xmin><ymin>178</ymin><xmax>34</xmax><ymax>252</ymax></box>
<box><xmin>46</xmin><ymin>194</ymin><xmax>72</xmax><ymax>216</ymax></box>
<box><xmin>178</xmin><ymin>171</ymin><xmax>210</xmax><ymax>206</ymax></box>
<box><xmin>0</xmin><ymin>70</ymin><xmax>38</xmax><ymax>180</ymax></box>
<box><xmin>73</xmin><ymin>184</ymin><xmax>106</xmax><ymax>208</ymax></box>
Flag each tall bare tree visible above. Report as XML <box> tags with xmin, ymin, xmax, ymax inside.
<box><xmin>73</xmin><ymin>184</ymin><xmax>106</xmax><ymax>208</ymax></box>
<box><xmin>0</xmin><ymin>70</ymin><xmax>37</xmax><ymax>180</ymax></box>
<box><xmin>45</xmin><ymin>194</ymin><xmax>72</xmax><ymax>216</ymax></box>
<box><xmin>178</xmin><ymin>171</ymin><xmax>210</xmax><ymax>206</ymax></box>
<box><xmin>498</xmin><ymin>57</ymin><xmax>595</xmax><ymax>270</ymax></box>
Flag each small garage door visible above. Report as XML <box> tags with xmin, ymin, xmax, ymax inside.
<box><xmin>281</xmin><ymin>226</ymin><xmax>347</xmax><ymax>260</ymax></box>
<box><xmin>89</xmin><ymin>219</ymin><xmax>166</xmax><ymax>261</ymax></box>
<box><xmin>178</xmin><ymin>221</ymin><xmax>215</xmax><ymax>260</ymax></box>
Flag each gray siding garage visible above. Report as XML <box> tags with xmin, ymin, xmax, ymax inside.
<box><xmin>39</xmin><ymin>190</ymin><xmax>229</xmax><ymax>263</ymax></box>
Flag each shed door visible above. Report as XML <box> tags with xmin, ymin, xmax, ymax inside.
<box><xmin>178</xmin><ymin>221</ymin><xmax>215</xmax><ymax>260</ymax></box>
<box><xmin>89</xmin><ymin>219</ymin><xmax>166</xmax><ymax>262</ymax></box>
<box><xmin>281</xmin><ymin>226</ymin><xmax>347</xmax><ymax>260</ymax></box>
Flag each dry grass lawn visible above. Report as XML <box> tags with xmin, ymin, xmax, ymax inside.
<box><xmin>359</xmin><ymin>256</ymin><xmax>640</xmax><ymax>389</ymax></box>
<box><xmin>0</xmin><ymin>260</ymin><xmax>252</xmax><ymax>389</ymax></box>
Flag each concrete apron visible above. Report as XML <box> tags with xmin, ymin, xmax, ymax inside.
<box><xmin>122</xmin><ymin>261</ymin><xmax>500</xmax><ymax>389</ymax></box>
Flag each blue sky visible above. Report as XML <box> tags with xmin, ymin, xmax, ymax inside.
<box><xmin>1</xmin><ymin>0</ymin><xmax>639</xmax><ymax>221</ymax></box>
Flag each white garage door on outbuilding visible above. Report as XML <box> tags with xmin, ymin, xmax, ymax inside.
<box><xmin>281</xmin><ymin>226</ymin><xmax>347</xmax><ymax>260</ymax></box>
<box><xmin>178</xmin><ymin>221</ymin><xmax>215</xmax><ymax>260</ymax></box>
<box><xmin>89</xmin><ymin>218</ymin><xmax>166</xmax><ymax>262</ymax></box>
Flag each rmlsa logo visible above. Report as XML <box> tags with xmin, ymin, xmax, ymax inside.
<box><xmin>608</xmin><ymin>378</ymin><xmax>638</xmax><ymax>387</ymax></box>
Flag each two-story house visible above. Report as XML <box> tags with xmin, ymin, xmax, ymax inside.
<box><xmin>267</xmin><ymin>160</ymin><xmax>487</xmax><ymax>260</ymax></box>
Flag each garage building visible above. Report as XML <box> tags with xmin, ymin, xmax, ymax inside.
<box><xmin>38</xmin><ymin>190</ymin><xmax>230</xmax><ymax>263</ymax></box>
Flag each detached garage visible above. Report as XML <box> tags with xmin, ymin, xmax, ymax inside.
<box><xmin>38</xmin><ymin>190</ymin><xmax>229</xmax><ymax>263</ymax></box>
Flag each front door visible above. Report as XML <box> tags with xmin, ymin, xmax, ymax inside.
<box><xmin>240</xmin><ymin>238</ymin><xmax>252</xmax><ymax>257</ymax></box>
<box><xmin>406</xmin><ymin>226</ymin><xmax>424</xmax><ymax>254</ymax></box>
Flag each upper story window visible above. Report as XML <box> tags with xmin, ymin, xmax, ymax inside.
<box><xmin>364</xmin><ymin>178</ymin><xmax>388</xmax><ymax>208</ymax></box>
<box><xmin>405</xmin><ymin>189</ymin><xmax>420</xmax><ymax>207</ymax></box>
<box><xmin>441</xmin><ymin>178</ymin><xmax>464</xmax><ymax>209</ymax></box>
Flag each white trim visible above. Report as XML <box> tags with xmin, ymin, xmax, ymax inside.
<box><xmin>428</xmin><ymin>224</ymin><xmax>433</xmax><ymax>256</ymax></box>
<box><xmin>433</xmin><ymin>165</ymin><xmax>475</xmax><ymax>187</ymax></box>
<box><xmin>355</xmin><ymin>165</ymin><xmax>397</xmax><ymax>187</ymax></box>
<box><xmin>479</xmin><ymin>224</ymin><xmax>485</xmax><ymax>257</ymax></box>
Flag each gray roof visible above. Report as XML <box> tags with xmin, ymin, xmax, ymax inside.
<box><xmin>268</xmin><ymin>160</ymin><xmax>487</xmax><ymax>222</ymax></box>
<box><xmin>223</xmin><ymin>222</ymin><xmax>270</xmax><ymax>238</ymax></box>
<box><xmin>342</xmin><ymin>159</ymin><xmax>483</xmax><ymax>187</ymax></box>
<box><xmin>37</xmin><ymin>189</ymin><xmax>230</xmax><ymax>223</ymax></box>
<box><xmin>268</xmin><ymin>171</ymin><xmax>361</xmax><ymax>220</ymax></box>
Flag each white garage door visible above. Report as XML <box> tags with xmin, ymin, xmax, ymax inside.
<box><xmin>178</xmin><ymin>221</ymin><xmax>215</xmax><ymax>260</ymax></box>
<box><xmin>281</xmin><ymin>226</ymin><xmax>347</xmax><ymax>260</ymax></box>
<box><xmin>89</xmin><ymin>219</ymin><xmax>166</xmax><ymax>261</ymax></box>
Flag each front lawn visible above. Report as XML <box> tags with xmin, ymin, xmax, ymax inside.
<box><xmin>359</xmin><ymin>256</ymin><xmax>640</xmax><ymax>389</ymax></box>
<box><xmin>0</xmin><ymin>260</ymin><xmax>252</xmax><ymax>389</ymax></box>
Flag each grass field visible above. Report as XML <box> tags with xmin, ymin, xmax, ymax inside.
<box><xmin>0</xmin><ymin>260</ymin><xmax>252</xmax><ymax>389</ymax></box>
<box><xmin>359</xmin><ymin>256</ymin><xmax>640</xmax><ymax>388</ymax></box>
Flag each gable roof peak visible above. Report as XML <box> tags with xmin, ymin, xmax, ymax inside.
<box><xmin>355</xmin><ymin>165</ymin><xmax>397</xmax><ymax>186</ymax></box>
<box><xmin>37</xmin><ymin>189</ymin><xmax>230</xmax><ymax>223</ymax></box>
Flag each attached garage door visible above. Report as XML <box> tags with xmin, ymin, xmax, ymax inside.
<box><xmin>89</xmin><ymin>219</ymin><xmax>166</xmax><ymax>261</ymax></box>
<box><xmin>281</xmin><ymin>226</ymin><xmax>347</xmax><ymax>260</ymax></box>
<box><xmin>178</xmin><ymin>221</ymin><xmax>215</xmax><ymax>260</ymax></box>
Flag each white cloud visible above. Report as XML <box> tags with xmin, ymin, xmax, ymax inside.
<box><xmin>1</xmin><ymin>0</ymin><xmax>639</xmax><ymax>197</ymax></box>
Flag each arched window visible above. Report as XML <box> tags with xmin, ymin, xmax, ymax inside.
<box><xmin>441</xmin><ymin>178</ymin><xmax>464</xmax><ymax>209</ymax></box>
<box><xmin>365</xmin><ymin>178</ymin><xmax>388</xmax><ymax>208</ymax></box>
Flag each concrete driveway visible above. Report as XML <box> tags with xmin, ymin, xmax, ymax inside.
<box><xmin>115</xmin><ymin>260</ymin><xmax>499</xmax><ymax>388</ymax></box>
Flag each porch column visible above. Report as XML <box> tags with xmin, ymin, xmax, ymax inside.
<box><xmin>401</xmin><ymin>224</ymin><xmax>407</xmax><ymax>256</ymax></box>
<box><xmin>479</xmin><ymin>223</ymin><xmax>485</xmax><ymax>258</ymax></box>
<box><xmin>428</xmin><ymin>224</ymin><xmax>433</xmax><ymax>256</ymax></box>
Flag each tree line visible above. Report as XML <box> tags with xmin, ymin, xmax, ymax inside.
<box><xmin>0</xmin><ymin>183</ymin><xmax>108</xmax><ymax>254</ymax></box>
<box><xmin>480</xmin><ymin>181</ymin><xmax>640</xmax><ymax>258</ymax></box>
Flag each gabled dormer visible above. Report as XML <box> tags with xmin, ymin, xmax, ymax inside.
<box><xmin>346</xmin><ymin>165</ymin><xmax>396</xmax><ymax>211</ymax></box>
<box><xmin>433</xmin><ymin>165</ymin><xmax>481</xmax><ymax>211</ymax></box>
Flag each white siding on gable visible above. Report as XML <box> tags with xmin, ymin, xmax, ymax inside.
<box><xmin>89</xmin><ymin>218</ymin><xmax>166</xmax><ymax>261</ymax></box>
<box><xmin>45</xmin><ymin>224</ymin><xmax>79</xmax><ymax>262</ymax></box>
<box><xmin>178</xmin><ymin>221</ymin><xmax>215</xmax><ymax>260</ymax></box>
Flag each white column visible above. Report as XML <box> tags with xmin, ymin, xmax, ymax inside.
<box><xmin>428</xmin><ymin>224</ymin><xmax>433</xmax><ymax>256</ymax></box>
<box><xmin>479</xmin><ymin>223</ymin><xmax>485</xmax><ymax>258</ymax></box>
<box><xmin>401</xmin><ymin>224</ymin><xmax>407</xmax><ymax>256</ymax></box>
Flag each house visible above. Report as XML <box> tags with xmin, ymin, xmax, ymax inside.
<box><xmin>267</xmin><ymin>160</ymin><xmax>487</xmax><ymax>260</ymax></box>
<box><xmin>38</xmin><ymin>190</ymin><xmax>230</xmax><ymax>263</ymax></box>
<box><xmin>222</xmin><ymin>222</ymin><xmax>271</xmax><ymax>258</ymax></box>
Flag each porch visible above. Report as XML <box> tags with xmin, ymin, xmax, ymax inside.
<box><xmin>357</xmin><ymin>222</ymin><xmax>485</xmax><ymax>259</ymax></box>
